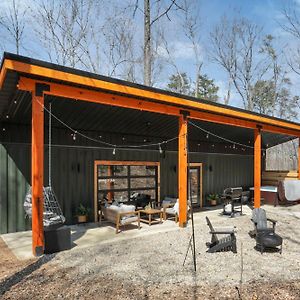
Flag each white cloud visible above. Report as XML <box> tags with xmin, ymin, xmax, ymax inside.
<box><xmin>157</xmin><ymin>41</ymin><xmax>204</xmax><ymax>61</ymax></box>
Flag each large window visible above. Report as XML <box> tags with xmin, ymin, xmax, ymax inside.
<box><xmin>95</xmin><ymin>161</ymin><xmax>160</xmax><ymax>207</ymax></box>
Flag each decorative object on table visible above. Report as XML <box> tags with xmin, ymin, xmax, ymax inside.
<box><xmin>77</xmin><ymin>203</ymin><xmax>91</xmax><ymax>223</ymax></box>
<box><xmin>221</xmin><ymin>187</ymin><xmax>243</xmax><ymax>217</ymax></box>
<box><xmin>207</xmin><ymin>194</ymin><xmax>219</xmax><ymax>206</ymax></box>
<box><xmin>250</xmin><ymin>208</ymin><xmax>282</xmax><ymax>254</ymax></box>
<box><xmin>205</xmin><ymin>216</ymin><xmax>237</xmax><ymax>253</ymax></box>
<box><xmin>144</xmin><ymin>202</ymin><xmax>152</xmax><ymax>210</ymax></box>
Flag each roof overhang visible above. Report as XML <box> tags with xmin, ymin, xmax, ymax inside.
<box><xmin>0</xmin><ymin>52</ymin><xmax>299</xmax><ymax>150</ymax></box>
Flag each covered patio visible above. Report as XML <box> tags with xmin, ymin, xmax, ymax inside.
<box><xmin>1</xmin><ymin>52</ymin><xmax>300</xmax><ymax>256</ymax></box>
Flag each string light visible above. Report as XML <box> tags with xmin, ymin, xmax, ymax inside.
<box><xmin>189</xmin><ymin>121</ymin><xmax>259</xmax><ymax>150</ymax></box>
<box><xmin>159</xmin><ymin>143</ymin><xmax>163</xmax><ymax>154</ymax></box>
<box><xmin>5</xmin><ymin>115</ymin><xmax>9</xmax><ymax>119</ymax></box>
<box><xmin>72</xmin><ymin>131</ymin><xmax>77</xmax><ymax>141</ymax></box>
<box><xmin>112</xmin><ymin>147</ymin><xmax>116</xmax><ymax>155</ymax></box>
<box><xmin>233</xmin><ymin>144</ymin><xmax>236</xmax><ymax>149</ymax></box>
<box><xmin>25</xmin><ymin>84</ymin><xmax>263</xmax><ymax>154</ymax></box>
<box><xmin>32</xmin><ymin>95</ymin><xmax>180</xmax><ymax>151</ymax></box>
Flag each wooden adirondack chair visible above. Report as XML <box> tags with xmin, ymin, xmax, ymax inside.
<box><xmin>205</xmin><ymin>216</ymin><xmax>237</xmax><ymax>253</ymax></box>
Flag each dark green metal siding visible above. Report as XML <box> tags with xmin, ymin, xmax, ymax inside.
<box><xmin>0</xmin><ymin>144</ymin><xmax>31</xmax><ymax>234</ymax></box>
<box><xmin>0</xmin><ymin>142</ymin><xmax>254</xmax><ymax>234</ymax></box>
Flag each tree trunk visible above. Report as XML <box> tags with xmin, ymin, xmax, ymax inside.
<box><xmin>144</xmin><ymin>0</ymin><xmax>151</xmax><ymax>86</ymax></box>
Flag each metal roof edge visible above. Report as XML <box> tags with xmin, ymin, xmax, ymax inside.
<box><xmin>2</xmin><ymin>51</ymin><xmax>300</xmax><ymax>129</ymax></box>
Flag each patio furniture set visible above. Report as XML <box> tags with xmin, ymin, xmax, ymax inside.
<box><xmin>205</xmin><ymin>186</ymin><xmax>283</xmax><ymax>254</ymax></box>
<box><xmin>99</xmin><ymin>196</ymin><xmax>180</xmax><ymax>233</ymax></box>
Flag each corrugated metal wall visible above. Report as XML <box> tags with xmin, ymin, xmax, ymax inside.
<box><xmin>0</xmin><ymin>142</ymin><xmax>254</xmax><ymax>234</ymax></box>
<box><xmin>0</xmin><ymin>144</ymin><xmax>31</xmax><ymax>233</ymax></box>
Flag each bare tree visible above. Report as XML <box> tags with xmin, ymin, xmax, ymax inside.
<box><xmin>210</xmin><ymin>16</ymin><xmax>268</xmax><ymax>110</ymax></box>
<box><xmin>133</xmin><ymin>0</ymin><xmax>184</xmax><ymax>86</ymax></box>
<box><xmin>279</xmin><ymin>4</ymin><xmax>300</xmax><ymax>76</ymax></box>
<box><xmin>181</xmin><ymin>0</ymin><xmax>202</xmax><ymax>97</ymax></box>
<box><xmin>102</xmin><ymin>14</ymin><xmax>139</xmax><ymax>81</ymax></box>
<box><xmin>33</xmin><ymin>0</ymin><xmax>96</xmax><ymax>68</ymax></box>
<box><xmin>0</xmin><ymin>0</ymin><xmax>28</xmax><ymax>54</ymax></box>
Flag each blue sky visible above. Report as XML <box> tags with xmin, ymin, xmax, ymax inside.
<box><xmin>165</xmin><ymin>0</ymin><xmax>298</xmax><ymax>107</ymax></box>
<box><xmin>0</xmin><ymin>0</ymin><xmax>299</xmax><ymax>109</ymax></box>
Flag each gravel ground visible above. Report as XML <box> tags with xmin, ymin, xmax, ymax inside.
<box><xmin>1</xmin><ymin>204</ymin><xmax>300</xmax><ymax>299</ymax></box>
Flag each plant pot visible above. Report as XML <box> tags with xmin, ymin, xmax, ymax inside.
<box><xmin>77</xmin><ymin>215</ymin><xmax>87</xmax><ymax>223</ymax></box>
<box><xmin>210</xmin><ymin>199</ymin><xmax>217</xmax><ymax>206</ymax></box>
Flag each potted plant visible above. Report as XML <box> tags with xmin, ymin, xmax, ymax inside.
<box><xmin>77</xmin><ymin>203</ymin><xmax>90</xmax><ymax>223</ymax></box>
<box><xmin>207</xmin><ymin>194</ymin><xmax>219</xmax><ymax>206</ymax></box>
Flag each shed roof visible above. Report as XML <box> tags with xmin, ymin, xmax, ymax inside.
<box><xmin>0</xmin><ymin>52</ymin><xmax>298</xmax><ymax>150</ymax></box>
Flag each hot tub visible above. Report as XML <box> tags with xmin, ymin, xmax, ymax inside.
<box><xmin>249</xmin><ymin>186</ymin><xmax>278</xmax><ymax>205</ymax></box>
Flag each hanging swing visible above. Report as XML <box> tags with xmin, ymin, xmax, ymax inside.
<box><xmin>24</xmin><ymin>102</ymin><xmax>65</xmax><ymax>229</ymax></box>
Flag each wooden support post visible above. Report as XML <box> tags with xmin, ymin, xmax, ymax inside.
<box><xmin>254</xmin><ymin>128</ymin><xmax>261</xmax><ymax>208</ymax></box>
<box><xmin>298</xmin><ymin>138</ymin><xmax>300</xmax><ymax>180</ymax></box>
<box><xmin>178</xmin><ymin>115</ymin><xmax>188</xmax><ymax>227</ymax></box>
<box><xmin>31</xmin><ymin>91</ymin><xmax>45</xmax><ymax>256</ymax></box>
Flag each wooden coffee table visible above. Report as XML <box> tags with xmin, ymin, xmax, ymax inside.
<box><xmin>139</xmin><ymin>209</ymin><xmax>163</xmax><ymax>226</ymax></box>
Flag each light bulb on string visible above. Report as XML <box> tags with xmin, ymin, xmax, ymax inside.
<box><xmin>159</xmin><ymin>143</ymin><xmax>163</xmax><ymax>154</ymax></box>
<box><xmin>72</xmin><ymin>131</ymin><xmax>77</xmax><ymax>141</ymax></box>
<box><xmin>233</xmin><ymin>144</ymin><xmax>236</xmax><ymax>149</ymax></box>
<box><xmin>112</xmin><ymin>147</ymin><xmax>116</xmax><ymax>155</ymax></box>
<box><xmin>206</xmin><ymin>133</ymin><xmax>209</xmax><ymax>139</ymax></box>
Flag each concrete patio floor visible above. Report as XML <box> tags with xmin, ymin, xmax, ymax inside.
<box><xmin>1</xmin><ymin>210</ymin><xmax>204</xmax><ymax>260</ymax></box>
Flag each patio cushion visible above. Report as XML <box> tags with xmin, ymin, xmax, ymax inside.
<box><xmin>120</xmin><ymin>216</ymin><xmax>139</xmax><ymax>225</ymax></box>
<box><xmin>119</xmin><ymin>204</ymin><xmax>136</xmax><ymax>219</ymax></box>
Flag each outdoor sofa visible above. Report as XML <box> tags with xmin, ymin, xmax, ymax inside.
<box><xmin>101</xmin><ymin>203</ymin><xmax>140</xmax><ymax>233</ymax></box>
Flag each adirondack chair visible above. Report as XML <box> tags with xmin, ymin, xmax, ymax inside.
<box><xmin>205</xmin><ymin>216</ymin><xmax>237</xmax><ymax>253</ymax></box>
<box><xmin>250</xmin><ymin>208</ymin><xmax>277</xmax><ymax>237</ymax></box>
<box><xmin>250</xmin><ymin>208</ymin><xmax>282</xmax><ymax>254</ymax></box>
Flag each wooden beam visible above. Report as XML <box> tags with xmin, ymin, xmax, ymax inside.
<box><xmin>6</xmin><ymin>59</ymin><xmax>300</xmax><ymax>133</ymax></box>
<box><xmin>31</xmin><ymin>93</ymin><xmax>44</xmax><ymax>256</ymax></box>
<box><xmin>254</xmin><ymin>128</ymin><xmax>261</xmax><ymax>208</ymax></box>
<box><xmin>18</xmin><ymin>77</ymin><xmax>300</xmax><ymax>137</ymax></box>
<box><xmin>298</xmin><ymin>138</ymin><xmax>300</xmax><ymax>180</ymax></box>
<box><xmin>178</xmin><ymin>115</ymin><xmax>188</xmax><ymax>227</ymax></box>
